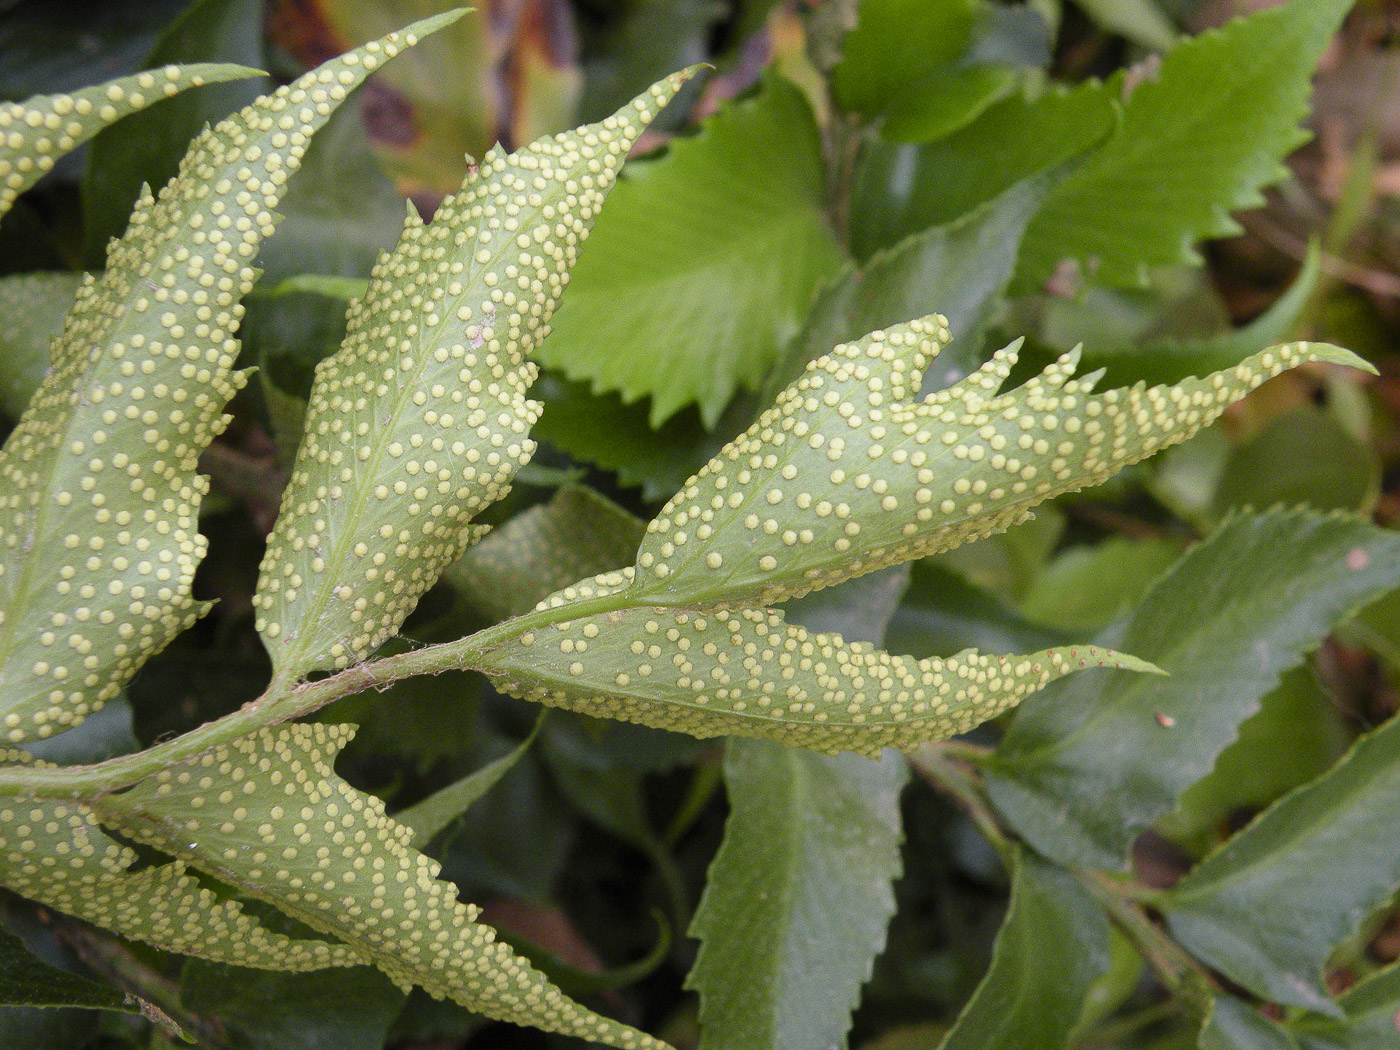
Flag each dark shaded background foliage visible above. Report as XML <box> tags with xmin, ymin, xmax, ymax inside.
<box><xmin>1</xmin><ymin>0</ymin><xmax>1399</xmax><ymax>1047</ymax></box>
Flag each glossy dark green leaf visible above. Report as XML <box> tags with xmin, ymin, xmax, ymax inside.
<box><xmin>81</xmin><ymin>0</ymin><xmax>270</xmax><ymax>265</ymax></box>
<box><xmin>1163</xmin><ymin>711</ymin><xmax>1400</xmax><ymax>1015</ymax></box>
<box><xmin>1211</xmin><ymin>406</ymin><xmax>1380</xmax><ymax>518</ymax></box>
<box><xmin>1199</xmin><ymin>996</ymin><xmax>1301</xmax><ymax>1050</ymax></box>
<box><xmin>849</xmin><ymin>82</ymin><xmax>1113</xmax><ymax>260</ymax></box>
<box><xmin>180</xmin><ymin>961</ymin><xmax>407</xmax><ymax>1050</ymax></box>
<box><xmin>1160</xmin><ymin>668</ymin><xmax>1349</xmax><ymax>855</ymax></box>
<box><xmin>396</xmin><ymin>711</ymin><xmax>546</xmax><ymax>850</ymax></box>
<box><xmin>687</xmin><ymin>741</ymin><xmax>907</xmax><ymax>1050</ymax></box>
<box><xmin>764</xmin><ymin>167</ymin><xmax>1063</xmax><ymax>403</ymax></box>
<box><xmin>1018</xmin><ymin>536</ymin><xmax>1185</xmax><ymax>633</ymax></box>
<box><xmin>0</xmin><ymin>925</ymin><xmax>130</xmax><ymax>1012</ymax></box>
<box><xmin>1084</xmin><ymin>244</ymin><xmax>1322</xmax><ymax>387</ymax></box>
<box><xmin>986</xmin><ymin>509</ymin><xmax>1400</xmax><ymax>871</ymax></box>
<box><xmin>1291</xmin><ymin>963</ymin><xmax>1400</xmax><ymax>1050</ymax></box>
<box><xmin>937</xmin><ymin>849</ymin><xmax>1111</xmax><ymax>1050</ymax></box>
<box><xmin>0</xmin><ymin>272</ymin><xmax>80</xmax><ymax>420</ymax></box>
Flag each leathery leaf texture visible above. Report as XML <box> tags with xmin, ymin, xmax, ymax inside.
<box><xmin>253</xmin><ymin>71</ymin><xmax>692</xmax><ymax>677</ymax></box>
<box><xmin>0</xmin><ymin>18</ymin><xmax>456</xmax><ymax>744</ymax></box>
<box><xmin>0</xmin><ymin>748</ymin><xmax>358</xmax><ymax>970</ymax></box>
<box><xmin>100</xmin><ymin>722</ymin><xmax>667</xmax><ymax>1050</ymax></box>
<box><xmin>479</xmin><ymin>578</ymin><xmax>1157</xmax><ymax>757</ymax></box>
<box><xmin>623</xmin><ymin>317</ymin><xmax>1371</xmax><ymax>609</ymax></box>
<box><xmin>0</xmin><ymin>63</ymin><xmax>262</xmax><ymax>222</ymax></box>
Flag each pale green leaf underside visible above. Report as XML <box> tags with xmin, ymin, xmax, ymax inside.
<box><xmin>0</xmin><ymin>63</ymin><xmax>262</xmax><ymax>222</ymax></box>
<box><xmin>479</xmin><ymin>580</ymin><xmax>1157</xmax><ymax>756</ymax></box>
<box><xmin>535</xmin><ymin>74</ymin><xmax>845</xmax><ymax>427</ymax></box>
<box><xmin>254</xmin><ymin>71</ymin><xmax>693</xmax><ymax>677</ymax></box>
<box><xmin>0</xmin><ymin>18</ymin><xmax>459</xmax><ymax>744</ymax></box>
<box><xmin>0</xmin><ymin>750</ymin><xmax>357</xmax><ymax>971</ymax></box>
<box><xmin>622</xmin><ymin>315</ymin><xmax>1370</xmax><ymax>611</ymax></box>
<box><xmin>100</xmin><ymin>723</ymin><xmax>666</xmax><ymax>1050</ymax></box>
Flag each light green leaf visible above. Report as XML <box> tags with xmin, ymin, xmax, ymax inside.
<box><xmin>536</xmin><ymin>73</ymin><xmax>844</xmax><ymax>426</ymax></box>
<box><xmin>101</xmin><ymin>722</ymin><xmax>668</xmax><ymax>1049</ymax></box>
<box><xmin>397</xmin><ymin>711</ymin><xmax>546</xmax><ymax>850</ymax></box>
<box><xmin>832</xmin><ymin>0</ymin><xmax>980</xmax><ymax>116</ymax></box>
<box><xmin>987</xmin><ymin>508</ymin><xmax>1400</xmax><ymax>872</ymax></box>
<box><xmin>0</xmin><ymin>272</ymin><xmax>81</xmax><ymax>419</ymax></box>
<box><xmin>443</xmin><ymin>485</ymin><xmax>644</xmax><ymax>622</ymax></box>
<box><xmin>849</xmin><ymin>81</ymin><xmax>1113</xmax><ymax>260</ymax></box>
<box><xmin>1162</xmin><ymin>710</ymin><xmax>1400</xmax><ymax>1016</ymax></box>
<box><xmin>1071</xmin><ymin>0</ymin><xmax>1178</xmax><ymax>51</ymax></box>
<box><xmin>881</xmin><ymin>66</ymin><xmax>1018</xmax><ymax>144</ymax></box>
<box><xmin>688</xmin><ymin>741</ymin><xmax>906</xmax><ymax>1050</ymax></box>
<box><xmin>0</xmin><ymin>19</ymin><xmax>455</xmax><ymax>744</ymax></box>
<box><xmin>623</xmin><ymin>314</ymin><xmax>1366</xmax><ymax>611</ymax></box>
<box><xmin>1017</xmin><ymin>0</ymin><xmax>1353</xmax><ymax>288</ymax></box>
<box><xmin>0</xmin><ymin>61</ymin><xmax>261</xmax><ymax>223</ymax></box>
<box><xmin>253</xmin><ymin>71</ymin><xmax>693</xmax><ymax>677</ymax></box>
<box><xmin>1199</xmin><ymin>996</ymin><xmax>1301</xmax><ymax>1050</ymax></box>
<box><xmin>937</xmin><ymin>849</ymin><xmax>1111</xmax><ymax>1050</ymax></box>
<box><xmin>765</xmin><ymin>167</ymin><xmax>1064</xmax><ymax>404</ymax></box>
<box><xmin>0</xmin><ymin>923</ymin><xmax>132</xmax><ymax>1012</ymax></box>
<box><xmin>0</xmin><ymin>750</ymin><xmax>359</xmax><ymax>971</ymax></box>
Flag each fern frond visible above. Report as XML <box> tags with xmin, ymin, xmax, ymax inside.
<box><xmin>253</xmin><ymin>71</ymin><xmax>693</xmax><ymax>677</ymax></box>
<box><xmin>478</xmin><ymin>582</ymin><xmax>1157</xmax><ymax>756</ymax></box>
<box><xmin>100</xmin><ymin>723</ymin><xmax>669</xmax><ymax>1050</ymax></box>
<box><xmin>0</xmin><ymin>749</ymin><xmax>358</xmax><ymax>969</ymax></box>
<box><xmin>0</xmin><ymin>64</ymin><xmax>263</xmax><ymax>222</ymax></box>
<box><xmin>624</xmin><ymin>318</ymin><xmax>1370</xmax><ymax>608</ymax></box>
<box><xmin>0</xmin><ymin>15</ymin><xmax>461</xmax><ymax>744</ymax></box>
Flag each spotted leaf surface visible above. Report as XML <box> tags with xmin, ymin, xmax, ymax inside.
<box><xmin>0</xmin><ymin>63</ymin><xmax>263</xmax><ymax>223</ymax></box>
<box><xmin>254</xmin><ymin>72</ymin><xmax>691</xmax><ymax>677</ymax></box>
<box><xmin>102</xmin><ymin>723</ymin><xmax>668</xmax><ymax>1050</ymax></box>
<box><xmin>624</xmin><ymin>318</ymin><xmax>1371</xmax><ymax>609</ymax></box>
<box><xmin>0</xmin><ymin>17</ymin><xmax>458</xmax><ymax>745</ymax></box>
<box><xmin>478</xmin><ymin>577</ymin><xmax>1158</xmax><ymax>756</ymax></box>
<box><xmin>0</xmin><ymin>750</ymin><xmax>357</xmax><ymax>971</ymax></box>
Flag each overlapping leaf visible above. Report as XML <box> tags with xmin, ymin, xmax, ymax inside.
<box><xmin>0</xmin><ymin>750</ymin><xmax>358</xmax><ymax>971</ymax></box>
<box><xmin>619</xmin><ymin>315</ymin><xmax>1368</xmax><ymax>611</ymax></box>
<box><xmin>479</xmin><ymin>582</ymin><xmax>1155</xmax><ymax>756</ymax></box>
<box><xmin>986</xmin><ymin>509</ymin><xmax>1400</xmax><ymax>871</ymax></box>
<box><xmin>1162</xmin><ymin>710</ymin><xmax>1400</xmax><ymax>1015</ymax></box>
<box><xmin>254</xmin><ymin>71</ymin><xmax>692</xmax><ymax>677</ymax></box>
<box><xmin>99</xmin><ymin>722</ymin><xmax>668</xmax><ymax>1050</ymax></box>
<box><xmin>0</xmin><ymin>62</ymin><xmax>260</xmax><ymax>221</ymax></box>
<box><xmin>535</xmin><ymin>73</ymin><xmax>844</xmax><ymax>426</ymax></box>
<box><xmin>0</xmin><ymin>18</ymin><xmax>457</xmax><ymax>744</ymax></box>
